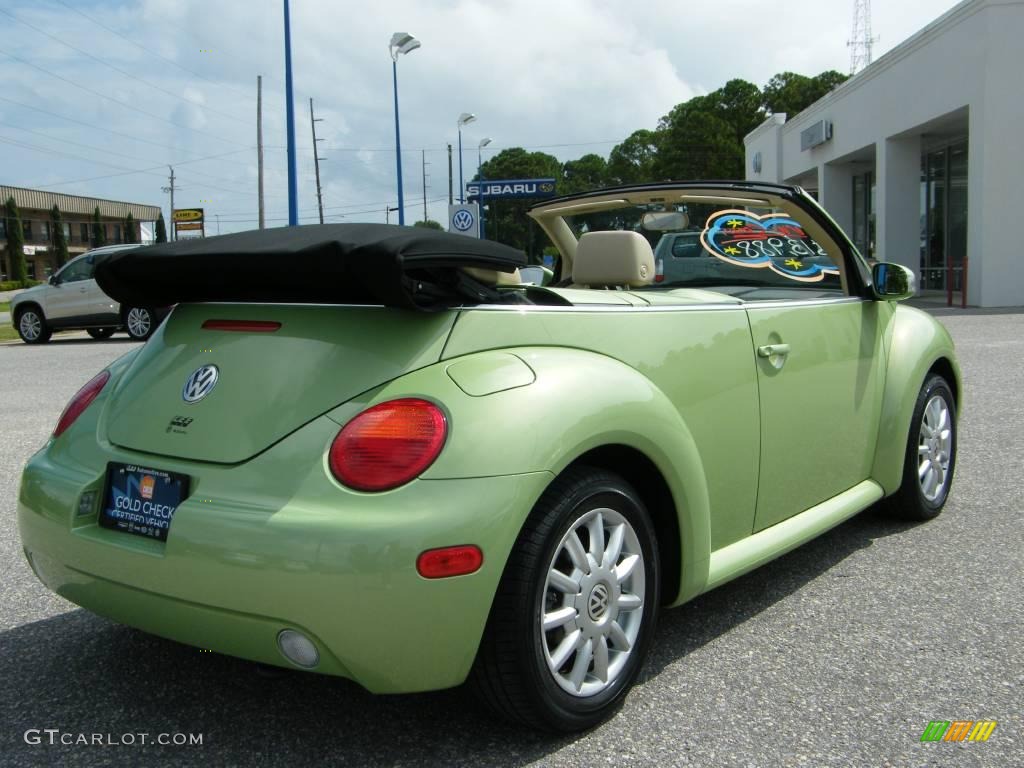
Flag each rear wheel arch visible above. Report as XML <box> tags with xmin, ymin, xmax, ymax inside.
<box><xmin>564</xmin><ymin>445</ymin><xmax>682</xmax><ymax>606</ymax></box>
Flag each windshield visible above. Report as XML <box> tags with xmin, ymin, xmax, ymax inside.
<box><xmin>563</xmin><ymin>200</ymin><xmax>842</xmax><ymax>292</ymax></box>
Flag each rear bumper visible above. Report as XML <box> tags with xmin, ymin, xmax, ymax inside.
<box><xmin>18</xmin><ymin>418</ymin><xmax>551</xmax><ymax>693</ymax></box>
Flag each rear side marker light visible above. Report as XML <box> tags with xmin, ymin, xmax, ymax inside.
<box><xmin>53</xmin><ymin>370</ymin><xmax>110</xmax><ymax>438</ymax></box>
<box><xmin>329</xmin><ymin>398</ymin><xmax>447</xmax><ymax>492</ymax></box>
<box><xmin>417</xmin><ymin>546</ymin><xmax>483</xmax><ymax>579</ymax></box>
<box><xmin>202</xmin><ymin>320</ymin><xmax>281</xmax><ymax>332</ymax></box>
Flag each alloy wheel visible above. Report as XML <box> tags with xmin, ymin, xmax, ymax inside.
<box><xmin>541</xmin><ymin>507</ymin><xmax>645</xmax><ymax>697</ymax></box>
<box><xmin>126</xmin><ymin>307</ymin><xmax>152</xmax><ymax>339</ymax></box>
<box><xmin>19</xmin><ymin>311</ymin><xmax>42</xmax><ymax>341</ymax></box>
<box><xmin>917</xmin><ymin>394</ymin><xmax>952</xmax><ymax>502</ymax></box>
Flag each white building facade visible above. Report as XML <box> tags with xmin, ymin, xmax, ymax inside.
<box><xmin>744</xmin><ymin>0</ymin><xmax>1024</xmax><ymax>307</ymax></box>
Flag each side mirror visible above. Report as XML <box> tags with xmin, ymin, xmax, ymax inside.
<box><xmin>871</xmin><ymin>262</ymin><xmax>916</xmax><ymax>302</ymax></box>
<box><xmin>48</xmin><ymin>275</ymin><xmax>58</xmax><ymax>285</ymax></box>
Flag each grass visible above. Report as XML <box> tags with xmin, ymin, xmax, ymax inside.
<box><xmin>0</xmin><ymin>325</ymin><xmax>21</xmax><ymax>342</ymax></box>
<box><xmin>0</xmin><ymin>301</ymin><xmax>10</xmax><ymax>313</ymax></box>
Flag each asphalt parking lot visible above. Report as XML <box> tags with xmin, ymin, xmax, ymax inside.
<box><xmin>0</xmin><ymin>313</ymin><xmax>1020</xmax><ymax>768</ymax></box>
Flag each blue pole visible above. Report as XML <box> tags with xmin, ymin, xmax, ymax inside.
<box><xmin>458</xmin><ymin>128</ymin><xmax>464</xmax><ymax>204</ymax></box>
<box><xmin>392</xmin><ymin>60</ymin><xmax>405</xmax><ymax>226</ymax></box>
<box><xmin>283</xmin><ymin>0</ymin><xmax>298</xmax><ymax>226</ymax></box>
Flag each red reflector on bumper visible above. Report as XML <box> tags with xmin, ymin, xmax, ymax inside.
<box><xmin>202</xmin><ymin>320</ymin><xmax>281</xmax><ymax>332</ymax></box>
<box><xmin>416</xmin><ymin>545</ymin><xmax>483</xmax><ymax>579</ymax></box>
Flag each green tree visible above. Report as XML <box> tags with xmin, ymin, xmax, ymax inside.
<box><xmin>475</xmin><ymin>147</ymin><xmax>562</xmax><ymax>259</ymax></box>
<box><xmin>50</xmin><ymin>204</ymin><xmax>70</xmax><ymax>268</ymax></box>
<box><xmin>124</xmin><ymin>212</ymin><xmax>136</xmax><ymax>244</ymax></box>
<box><xmin>4</xmin><ymin>196</ymin><xmax>27</xmax><ymax>284</ymax></box>
<box><xmin>90</xmin><ymin>206</ymin><xmax>106</xmax><ymax>248</ymax></box>
<box><xmin>413</xmin><ymin>219</ymin><xmax>443</xmax><ymax>230</ymax></box>
<box><xmin>708</xmin><ymin>79</ymin><xmax>767</xmax><ymax>144</ymax></box>
<box><xmin>560</xmin><ymin>153</ymin><xmax>610</xmax><ymax>196</ymax></box>
<box><xmin>763</xmin><ymin>70</ymin><xmax>849</xmax><ymax>116</ymax></box>
<box><xmin>155</xmin><ymin>212</ymin><xmax>167</xmax><ymax>243</ymax></box>
<box><xmin>653</xmin><ymin>100</ymin><xmax>744</xmax><ymax>180</ymax></box>
<box><xmin>607</xmin><ymin>129</ymin><xmax>658</xmax><ymax>185</ymax></box>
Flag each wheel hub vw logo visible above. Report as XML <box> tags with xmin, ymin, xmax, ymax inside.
<box><xmin>588</xmin><ymin>583</ymin><xmax>610</xmax><ymax>620</ymax></box>
<box><xmin>182</xmin><ymin>365</ymin><xmax>219</xmax><ymax>403</ymax></box>
<box><xmin>452</xmin><ymin>209</ymin><xmax>475</xmax><ymax>232</ymax></box>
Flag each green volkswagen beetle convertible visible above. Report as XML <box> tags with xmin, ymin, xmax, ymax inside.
<box><xmin>17</xmin><ymin>182</ymin><xmax>959</xmax><ymax>731</ymax></box>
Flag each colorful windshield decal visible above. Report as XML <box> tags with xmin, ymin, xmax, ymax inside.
<box><xmin>699</xmin><ymin>209</ymin><xmax>840</xmax><ymax>282</ymax></box>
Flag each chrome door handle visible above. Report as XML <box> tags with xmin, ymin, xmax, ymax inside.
<box><xmin>757</xmin><ymin>343</ymin><xmax>791</xmax><ymax>358</ymax></box>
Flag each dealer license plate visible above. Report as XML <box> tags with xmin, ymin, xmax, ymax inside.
<box><xmin>99</xmin><ymin>462</ymin><xmax>189</xmax><ymax>542</ymax></box>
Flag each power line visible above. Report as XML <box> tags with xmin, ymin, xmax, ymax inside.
<box><xmin>0</xmin><ymin>7</ymin><xmax>251</xmax><ymax>127</ymax></box>
<box><xmin>0</xmin><ymin>95</ymin><xmax>255</xmax><ymax>169</ymax></box>
<box><xmin>0</xmin><ymin>47</ymin><xmax>247</xmax><ymax>147</ymax></box>
<box><xmin>51</xmin><ymin>0</ymin><xmax>258</xmax><ymax>105</ymax></box>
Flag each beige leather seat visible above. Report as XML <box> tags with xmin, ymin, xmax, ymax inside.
<box><xmin>462</xmin><ymin>267</ymin><xmax>521</xmax><ymax>286</ymax></box>
<box><xmin>572</xmin><ymin>231</ymin><xmax>656</xmax><ymax>289</ymax></box>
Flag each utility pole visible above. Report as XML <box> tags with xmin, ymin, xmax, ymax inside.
<box><xmin>257</xmin><ymin>75</ymin><xmax>265</xmax><ymax>229</ymax></box>
<box><xmin>309</xmin><ymin>98</ymin><xmax>325</xmax><ymax>224</ymax></box>
<box><xmin>421</xmin><ymin>149</ymin><xmax>429</xmax><ymax>223</ymax></box>
<box><xmin>161</xmin><ymin>165</ymin><xmax>176</xmax><ymax>241</ymax></box>
<box><xmin>215</xmin><ymin>213</ymin><xmax>221</xmax><ymax>235</ymax></box>
<box><xmin>447</xmin><ymin>143</ymin><xmax>453</xmax><ymax>205</ymax></box>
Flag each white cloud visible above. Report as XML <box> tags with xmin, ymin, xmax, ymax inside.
<box><xmin>0</xmin><ymin>0</ymin><xmax>961</xmax><ymax>231</ymax></box>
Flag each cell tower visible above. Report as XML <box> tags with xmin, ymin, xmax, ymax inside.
<box><xmin>847</xmin><ymin>0</ymin><xmax>877</xmax><ymax>75</ymax></box>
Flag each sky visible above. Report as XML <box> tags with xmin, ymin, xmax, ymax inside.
<box><xmin>0</xmin><ymin>0</ymin><xmax>963</xmax><ymax>234</ymax></box>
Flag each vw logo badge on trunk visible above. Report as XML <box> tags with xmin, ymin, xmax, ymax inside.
<box><xmin>182</xmin><ymin>365</ymin><xmax>219</xmax><ymax>403</ymax></box>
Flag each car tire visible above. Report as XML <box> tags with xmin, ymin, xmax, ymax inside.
<box><xmin>87</xmin><ymin>328</ymin><xmax>116</xmax><ymax>340</ymax></box>
<box><xmin>884</xmin><ymin>374</ymin><xmax>957</xmax><ymax>521</ymax></box>
<box><xmin>16</xmin><ymin>306</ymin><xmax>52</xmax><ymax>344</ymax></box>
<box><xmin>123</xmin><ymin>306</ymin><xmax>155</xmax><ymax>341</ymax></box>
<box><xmin>470</xmin><ymin>466</ymin><xmax>660</xmax><ymax>732</ymax></box>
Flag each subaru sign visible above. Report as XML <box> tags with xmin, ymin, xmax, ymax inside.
<box><xmin>466</xmin><ymin>178</ymin><xmax>557</xmax><ymax>200</ymax></box>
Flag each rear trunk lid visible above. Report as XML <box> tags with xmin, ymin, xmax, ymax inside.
<box><xmin>103</xmin><ymin>303</ymin><xmax>456</xmax><ymax>464</ymax></box>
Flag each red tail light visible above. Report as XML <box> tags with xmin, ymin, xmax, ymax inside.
<box><xmin>53</xmin><ymin>370</ymin><xmax>110</xmax><ymax>438</ymax></box>
<box><xmin>329</xmin><ymin>398</ymin><xmax>447</xmax><ymax>491</ymax></box>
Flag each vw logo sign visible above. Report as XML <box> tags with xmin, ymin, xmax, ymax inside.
<box><xmin>182</xmin><ymin>365</ymin><xmax>219</xmax><ymax>403</ymax></box>
<box><xmin>452</xmin><ymin>209</ymin><xmax>475</xmax><ymax>232</ymax></box>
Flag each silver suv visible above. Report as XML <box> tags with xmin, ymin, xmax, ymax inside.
<box><xmin>10</xmin><ymin>244</ymin><xmax>168</xmax><ymax>344</ymax></box>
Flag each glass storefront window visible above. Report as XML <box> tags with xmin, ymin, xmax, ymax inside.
<box><xmin>851</xmin><ymin>171</ymin><xmax>875</xmax><ymax>260</ymax></box>
<box><xmin>920</xmin><ymin>140</ymin><xmax>968</xmax><ymax>291</ymax></box>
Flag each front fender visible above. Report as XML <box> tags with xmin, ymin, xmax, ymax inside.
<box><xmin>871</xmin><ymin>305</ymin><xmax>962</xmax><ymax>494</ymax></box>
<box><xmin>326</xmin><ymin>347</ymin><xmax>713</xmax><ymax>608</ymax></box>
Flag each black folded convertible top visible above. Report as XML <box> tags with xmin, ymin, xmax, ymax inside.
<box><xmin>94</xmin><ymin>223</ymin><xmax>528</xmax><ymax>311</ymax></box>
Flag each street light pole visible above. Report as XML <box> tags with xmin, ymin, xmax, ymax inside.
<box><xmin>477</xmin><ymin>137</ymin><xmax>491</xmax><ymax>239</ymax></box>
<box><xmin>457</xmin><ymin>112</ymin><xmax>476</xmax><ymax>204</ymax></box>
<box><xmin>390</xmin><ymin>33</ymin><xmax>421</xmax><ymax>227</ymax></box>
<box><xmin>283</xmin><ymin>0</ymin><xmax>298</xmax><ymax>226</ymax></box>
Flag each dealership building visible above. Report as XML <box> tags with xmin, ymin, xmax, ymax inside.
<box><xmin>745</xmin><ymin>0</ymin><xmax>1023</xmax><ymax>307</ymax></box>
<box><xmin>1</xmin><ymin>186</ymin><xmax>160</xmax><ymax>281</ymax></box>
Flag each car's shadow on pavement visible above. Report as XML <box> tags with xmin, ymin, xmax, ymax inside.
<box><xmin>0</xmin><ymin>507</ymin><xmax>916</xmax><ymax>767</ymax></box>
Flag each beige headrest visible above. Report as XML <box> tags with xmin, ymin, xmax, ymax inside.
<box><xmin>572</xmin><ymin>231</ymin><xmax>655</xmax><ymax>287</ymax></box>
<box><xmin>462</xmin><ymin>267</ymin><xmax>521</xmax><ymax>287</ymax></box>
